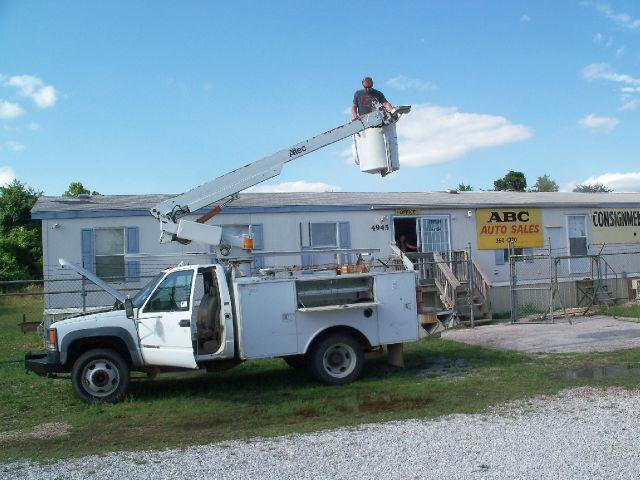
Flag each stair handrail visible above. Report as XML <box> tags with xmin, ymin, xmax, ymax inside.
<box><xmin>470</xmin><ymin>254</ymin><xmax>492</xmax><ymax>302</ymax></box>
<box><xmin>433</xmin><ymin>251</ymin><xmax>460</xmax><ymax>310</ymax></box>
<box><xmin>598</xmin><ymin>254</ymin><xmax>620</xmax><ymax>301</ymax></box>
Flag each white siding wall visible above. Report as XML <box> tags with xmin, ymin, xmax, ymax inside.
<box><xmin>40</xmin><ymin>203</ymin><xmax>640</xmax><ymax>313</ymax></box>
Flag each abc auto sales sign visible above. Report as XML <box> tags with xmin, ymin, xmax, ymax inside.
<box><xmin>476</xmin><ymin>209</ymin><xmax>544</xmax><ymax>249</ymax></box>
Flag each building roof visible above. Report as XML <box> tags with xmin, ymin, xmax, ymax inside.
<box><xmin>32</xmin><ymin>191</ymin><xmax>640</xmax><ymax>219</ymax></box>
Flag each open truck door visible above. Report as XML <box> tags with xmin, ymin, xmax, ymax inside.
<box><xmin>135</xmin><ymin>267</ymin><xmax>198</xmax><ymax>369</ymax></box>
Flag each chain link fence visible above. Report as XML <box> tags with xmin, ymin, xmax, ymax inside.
<box><xmin>3</xmin><ymin>245</ymin><xmax>638</xmax><ymax>330</ymax></box>
<box><xmin>1</xmin><ymin>257</ymin><xmax>219</xmax><ymax>327</ymax></box>
<box><xmin>509</xmin><ymin>243</ymin><xmax>640</xmax><ymax>323</ymax></box>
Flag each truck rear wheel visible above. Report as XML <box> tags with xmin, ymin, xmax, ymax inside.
<box><xmin>71</xmin><ymin>348</ymin><xmax>130</xmax><ymax>403</ymax></box>
<box><xmin>308</xmin><ymin>333</ymin><xmax>364</xmax><ymax>385</ymax></box>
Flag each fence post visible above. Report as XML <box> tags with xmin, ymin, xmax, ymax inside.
<box><xmin>81</xmin><ymin>276</ymin><xmax>87</xmax><ymax>313</ymax></box>
<box><xmin>467</xmin><ymin>242</ymin><xmax>475</xmax><ymax>328</ymax></box>
<box><xmin>548</xmin><ymin>239</ymin><xmax>554</xmax><ymax>323</ymax></box>
<box><xmin>509</xmin><ymin>239</ymin><xmax>517</xmax><ymax>323</ymax></box>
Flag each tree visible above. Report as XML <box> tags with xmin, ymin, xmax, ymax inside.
<box><xmin>493</xmin><ymin>171</ymin><xmax>527</xmax><ymax>192</ymax></box>
<box><xmin>0</xmin><ymin>180</ymin><xmax>42</xmax><ymax>280</ymax></box>
<box><xmin>529</xmin><ymin>174</ymin><xmax>559</xmax><ymax>192</ymax></box>
<box><xmin>457</xmin><ymin>183</ymin><xmax>473</xmax><ymax>191</ymax></box>
<box><xmin>0</xmin><ymin>180</ymin><xmax>41</xmax><ymax>235</ymax></box>
<box><xmin>573</xmin><ymin>183</ymin><xmax>613</xmax><ymax>193</ymax></box>
<box><xmin>0</xmin><ymin>227</ymin><xmax>42</xmax><ymax>281</ymax></box>
<box><xmin>63</xmin><ymin>181</ymin><xmax>100</xmax><ymax>196</ymax></box>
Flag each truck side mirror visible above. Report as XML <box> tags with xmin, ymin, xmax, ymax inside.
<box><xmin>125</xmin><ymin>298</ymin><xmax>134</xmax><ymax>319</ymax></box>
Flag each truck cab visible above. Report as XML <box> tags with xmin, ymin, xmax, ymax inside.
<box><xmin>130</xmin><ymin>264</ymin><xmax>235</xmax><ymax>369</ymax></box>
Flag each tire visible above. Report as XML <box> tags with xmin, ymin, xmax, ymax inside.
<box><xmin>71</xmin><ymin>348</ymin><xmax>130</xmax><ymax>404</ymax></box>
<box><xmin>283</xmin><ymin>355</ymin><xmax>307</xmax><ymax>370</ymax></box>
<box><xmin>308</xmin><ymin>333</ymin><xmax>364</xmax><ymax>385</ymax></box>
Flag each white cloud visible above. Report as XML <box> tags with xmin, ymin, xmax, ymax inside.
<box><xmin>0</xmin><ymin>99</ymin><xmax>24</xmax><ymax>119</ymax></box>
<box><xmin>581</xmin><ymin>63</ymin><xmax>640</xmax><ymax>85</ymax></box>
<box><xmin>31</xmin><ymin>85</ymin><xmax>57</xmax><ymax>108</ymax></box>
<box><xmin>4</xmin><ymin>140</ymin><xmax>25</xmax><ymax>152</ymax></box>
<box><xmin>621</xmin><ymin>87</ymin><xmax>640</xmax><ymax>93</ymax></box>
<box><xmin>520</xmin><ymin>14</ymin><xmax>531</xmax><ymax>22</ymax></box>
<box><xmin>386</xmin><ymin>75</ymin><xmax>436</xmax><ymax>92</ymax></box>
<box><xmin>620</xmin><ymin>98</ymin><xmax>640</xmax><ymax>111</ymax></box>
<box><xmin>578</xmin><ymin>114</ymin><xmax>619</xmax><ymax>133</ymax></box>
<box><xmin>594</xmin><ymin>3</ymin><xmax>640</xmax><ymax>31</ymax></box>
<box><xmin>579</xmin><ymin>172</ymin><xmax>640</xmax><ymax>192</ymax></box>
<box><xmin>0</xmin><ymin>166</ymin><xmax>16</xmax><ymax>186</ymax></box>
<box><xmin>616</xmin><ymin>45</ymin><xmax>626</xmax><ymax>57</ymax></box>
<box><xmin>393</xmin><ymin>104</ymin><xmax>532</xmax><ymax>167</ymax></box>
<box><xmin>592</xmin><ymin>32</ymin><xmax>613</xmax><ymax>46</ymax></box>
<box><xmin>27</xmin><ymin>122</ymin><xmax>40</xmax><ymax>131</ymax></box>
<box><xmin>4</xmin><ymin>75</ymin><xmax>57</xmax><ymax>108</ymax></box>
<box><xmin>246</xmin><ymin>180</ymin><xmax>341</xmax><ymax>193</ymax></box>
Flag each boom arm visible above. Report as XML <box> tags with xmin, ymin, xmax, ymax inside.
<box><xmin>151</xmin><ymin>103</ymin><xmax>410</xmax><ymax>246</ymax></box>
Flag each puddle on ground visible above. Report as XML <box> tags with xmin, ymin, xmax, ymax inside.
<box><xmin>561</xmin><ymin>365</ymin><xmax>640</xmax><ymax>379</ymax></box>
<box><xmin>415</xmin><ymin>357</ymin><xmax>475</xmax><ymax>379</ymax></box>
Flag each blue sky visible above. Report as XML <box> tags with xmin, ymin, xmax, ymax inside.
<box><xmin>0</xmin><ymin>1</ymin><xmax>639</xmax><ymax>195</ymax></box>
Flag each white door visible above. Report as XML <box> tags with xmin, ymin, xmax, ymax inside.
<box><xmin>567</xmin><ymin>215</ymin><xmax>589</xmax><ymax>274</ymax></box>
<box><xmin>418</xmin><ymin>216</ymin><xmax>451</xmax><ymax>254</ymax></box>
<box><xmin>137</xmin><ymin>268</ymin><xmax>198</xmax><ymax>369</ymax></box>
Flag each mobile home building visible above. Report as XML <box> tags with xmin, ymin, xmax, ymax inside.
<box><xmin>32</xmin><ymin>191</ymin><xmax>640</xmax><ymax>319</ymax></box>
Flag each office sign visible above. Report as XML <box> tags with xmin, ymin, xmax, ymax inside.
<box><xmin>591</xmin><ymin>209</ymin><xmax>640</xmax><ymax>244</ymax></box>
<box><xmin>476</xmin><ymin>208</ymin><xmax>543</xmax><ymax>249</ymax></box>
<box><xmin>394</xmin><ymin>209</ymin><xmax>421</xmax><ymax>216</ymax></box>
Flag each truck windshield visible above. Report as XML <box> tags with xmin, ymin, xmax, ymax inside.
<box><xmin>131</xmin><ymin>273</ymin><xmax>165</xmax><ymax>308</ymax></box>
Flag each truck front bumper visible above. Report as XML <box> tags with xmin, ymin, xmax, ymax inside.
<box><xmin>24</xmin><ymin>351</ymin><xmax>64</xmax><ymax>376</ymax></box>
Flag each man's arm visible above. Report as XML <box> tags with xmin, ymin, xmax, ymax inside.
<box><xmin>351</xmin><ymin>103</ymin><xmax>358</xmax><ymax>121</ymax></box>
<box><xmin>377</xmin><ymin>91</ymin><xmax>393</xmax><ymax>112</ymax></box>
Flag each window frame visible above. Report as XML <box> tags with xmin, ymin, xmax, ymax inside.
<box><xmin>567</xmin><ymin>214</ymin><xmax>588</xmax><ymax>256</ymax></box>
<box><xmin>142</xmin><ymin>269</ymin><xmax>194</xmax><ymax>313</ymax></box>
<box><xmin>93</xmin><ymin>227</ymin><xmax>126</xmax><ymax>280</ymax></box>
<box><xmin>309</xmin><ymin>222</ymin><xmax>339</xmax><ymax>249</ymax></box>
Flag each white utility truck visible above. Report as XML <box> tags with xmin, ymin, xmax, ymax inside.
<box><xmin>25</xmin><ymin>103</ymin><xmax>423</xmax><ymax>403</ymax></box>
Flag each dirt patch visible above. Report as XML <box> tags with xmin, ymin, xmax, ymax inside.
<box><xmin>331</xmin><ymin>394</ymin><xmax>431</xmax><ymax>416</ymax></box>
<box><xmin>0</xmin><ymin>422</ymin><xmax>71</xmax><ymax>444</ymax></box>
<box><xmin>443</xmin><ymin>316</ymin><xmax>640</xmax><ymax>353</ymax></box>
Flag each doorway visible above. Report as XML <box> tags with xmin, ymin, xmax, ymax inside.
<box><xmin>393</xmin><ymin>217</ymin><xmax>419</xmax><ymax>253</ymax></box>
<box><xmin>393</xmin><ymin>216</ymin><xmax>451</xmax><ymax>254</ymax></box>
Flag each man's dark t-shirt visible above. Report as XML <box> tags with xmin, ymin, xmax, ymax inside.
<box><xmin>353</xmin><ymin>88</ymin><xmax>387</xmax><ymax>115</ymax></box>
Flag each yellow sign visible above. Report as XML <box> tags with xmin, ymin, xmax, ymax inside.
<box><xmin>591</xmin><ymin>209</ymin><xmax>640</xmax><ymax>244</ymax></box>
<box><xmin>476</xmin><ymin>208</ymin><xmax>543</xmax><ymax>249</ymax></box>
<box><xmin>394</xmin><ymin>209</ymin><xmax>421</xmax><ymax>216</ymax></box>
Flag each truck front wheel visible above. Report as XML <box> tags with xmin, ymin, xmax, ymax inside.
<box><xmin>308</xmin><ymin>333</ymin><xmax>364</xmax><ymax>385</ymax></box>
<box><xmin>71</xmin><ymin>348</ymin><xmax>130</xmax><ymax>403</ymax></box>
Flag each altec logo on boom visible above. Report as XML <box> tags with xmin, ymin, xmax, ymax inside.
<box><xmin>289</xmin><ymin>146</ymin><xmax>307</xmax><ymax>157</ymax></box>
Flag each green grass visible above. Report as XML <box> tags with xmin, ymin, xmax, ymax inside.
<box><xmin>2</xmin><ymin>295</ymin><xmax>640</xmax><ymax>463</ymax></box>
<box><xmin>602</xmin><ymin>304</ymin><xmax>640</xmax><ymax>319</ymax></box>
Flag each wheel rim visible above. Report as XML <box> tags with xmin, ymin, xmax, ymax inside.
<box><xmin>81</xmin><ymin>359</ymin><xmax>120</xmax><ymax>397</ymax></box>
<box><xmin>322</xmin><ymin>343</ymin><xmax>357</xmax><ymax>378</ymax></box>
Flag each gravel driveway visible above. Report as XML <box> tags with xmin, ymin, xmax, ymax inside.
<box><xmin>3</xmin><ymin>387</ymin><xmax>639</xmax><ymax>479</ymax></box>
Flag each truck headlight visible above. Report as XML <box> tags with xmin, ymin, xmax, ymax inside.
<box><xmin>47</xmin><ymin>328</ymin><xmax>58</xmax><ymax>351</ymax></box>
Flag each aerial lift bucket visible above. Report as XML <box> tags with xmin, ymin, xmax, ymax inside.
<box><xmin>352</xmin><ymin>122</ymin><xmax>400</xmax><ymax>176</ymax></box>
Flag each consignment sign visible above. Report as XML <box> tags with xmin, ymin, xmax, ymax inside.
<box><xmin>476</xmin><ymin>208</ymin><xmax>544</xmax><ymax>249</ymax></box>
<box><xmin>591</xmin><ymin>209</ymin><xmax>640</xmax><ymax>244</ymax></box>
